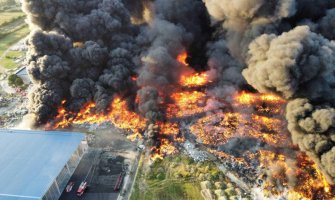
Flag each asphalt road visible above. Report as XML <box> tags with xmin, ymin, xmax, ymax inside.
<box><xmin>118</xmin><ymin>151</ymin><xmax>143</xmax><ymax>200</ymax></box>
<box><xmin>59</xmin><ymin>148</ymin><xmax>120</xmax><ymax>200</ymax></box>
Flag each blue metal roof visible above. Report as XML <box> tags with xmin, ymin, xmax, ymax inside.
<box><xmin>15</xmin><ymin>67</ymin><xmax>28</xmax><ymax>76</ymax></box>
<box><xmin>0</xmin><ymin>130</ymin><xmax>85</xmax><ymax>200</ymax></box>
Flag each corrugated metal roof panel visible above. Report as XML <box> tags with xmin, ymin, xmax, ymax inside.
<box><xmin>14</xmin><ymin>67</ymin><xmax>28</xmax><ymax>76</ymax></box>
<box><xmin>0</xmin><ymin>130</ymin><xmax>85</xmax><ymax>199</ymax></box>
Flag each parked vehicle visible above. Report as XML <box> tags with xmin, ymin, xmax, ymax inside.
<box><xmin>114</xmin><ymin>172</ymin><xmax>124</xmax><ymax>191</ymax></box>
<box><xmin>65</xmin><ymin>181</ymin><xmax>75</xmax><ymax>192</ymax></box>
<box><xmin>77</xmin><ymin>181</ymin><xmax>88</xmax><ymax>196</ymax></box>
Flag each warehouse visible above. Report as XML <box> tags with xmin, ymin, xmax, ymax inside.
<box><xmin>0</xmin><ymin>129</ymin><xmax>87</xmax><ymax>200</ymax></box>
<box><xmin>14</xmin><ymin>66</ymin><xmax>31</xmax><ymax>84</ymax></box>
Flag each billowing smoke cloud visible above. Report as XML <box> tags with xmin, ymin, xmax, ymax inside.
<box><xmin>242</xmin><ymin>26</ymin><xmax>335</xmax><ymax>100</ymax></box>
<box><xmin>136</xmin><ymin>0</ymin><xmax>211</xmax><ymax>122</ymax></box>
<box><xmin>242</xmin><ymin>25</ymin><xmax>335</xmax><ymax>182</ymax></box>
<box><xmin>286</xmin><ymin>99</ymin><xmax>335</xmax><ymax>183</ymax></box>
<box><xmin>319</xmin><ymin>8</ymin><xmax>335</xmax><ymax>40</ymax></box>
<box><xmin>23</xmin><ymin>0</ymin><xmax>335</xmax><ymax>183</ymax></box>
<box><xmin>205</xmin><ymin>40</ymin><xmax>245</xmax><ymax>103</ymax></box>
<box><xmin>203</xmin><ymin>0</ymin><xmax>335</xmax><ymax>184</ymax></box>
<box><xmin>204</xmin><ymin>0</ymin><xmax>296</xmax><ymax>60</ymax></box>
<box><xmin>23</xmin><ymin>0</ymin><xmax>212</xmax><ymax>124</ymax></box>
<box><xmin>23</xmin><ymin>0</ymin><xmax>142</xmax><ymax>124</ymax></box>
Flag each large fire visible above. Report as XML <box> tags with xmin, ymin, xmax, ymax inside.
<box><xmin>177</xmin><ymin>51</ymin><xmax>188</xmax><ymax>66</ymax></box>
<box><xmin>180</xmin><ymin>72</ymin><xmax>210</xmax><ymax>88</ymax></box>
<box><xmin>177</xmin><ymin>50</ymin><xmax>212</xmax><ymax>88</ymax></box>
<box><xmin>46</xmin><ymin>97</ymin><xmax>147</xmax><ymax>140</ymax></box>
<box><xmin>166</xmin><ymin>91</ymin><xmax>206</xmax><ymax>118</ymax></box>
<box><xmin>47</xmin><ymin>52</ymin><xmax>334</xmax><ymax>199</ymax></box>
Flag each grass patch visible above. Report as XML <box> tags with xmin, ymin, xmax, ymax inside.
<box><xmin>0</xmin><ymin>50</ymin><xmax>24</xmax><ymax>69</ymax></box>
<box><xmin>130</xmin><ymin>154</ymin><xmax>145</xmax><ymax>200</ymax></box>
<box><xmin>130</xmin><ymin>154</ymin><xmax>205</xmax><ymax>200</ymax></box>
<box><xmin>0</xmin><ymin>17</ymin><xmax>26</xmax><ymax>35</ymax></box>
<box><xmin>5</xmin><ymin>50</ymin><xmax>23</xmax><ymax>58</ymax></box>
<box><xmin>0</xmin><ymin>11</ymin><xmax>25</xmax><ymax>27</ymax></box>
<box><xmin>0</xmin><ymin>25</ymin><xmax>29</xmax><ymax>56</ymax></box>
<box><xmin>183</xmin><ymin>183</ymin><xmax>204</xmax><ymax>200</ymax></box>
<box><xmin>0</xmin><ymin>56</ymin><xmax>18</xmax><ymax>69</ymax></box>
<box><xmin>0</xmin><ymin>24</ymin><xmax>29</xmax><ymax>69</ymax></box>
<box><xmin>133</xmin><ymin>180</ymin><xmax>202</xmax><ymax>200</ymax></box>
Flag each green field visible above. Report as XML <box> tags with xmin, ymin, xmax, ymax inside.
<box><xmin>0</xmin><ymin>10</ymin><xmax>29</xmax><ymax>70</ymax></box>
<box><xmin>0</xmin><ymin>50</ymin><xmax>25</xmax><ymax>69</ymax></box>
<box><xmin>130</xmin><ymin>155</ymin><xmax>214</xmax><ymax>200</ymax></box>
<box><xmin>132</xmin><ymin>179</ymin><xmax>202</xmax><ymax>200</ymax></box>
<box><xmin>0</xmin><ymin>25</ymin><xmax>29</xmax><ymax>54</ymax></box>
<box><xmin>0</xmin><ymin>17</ymin><xmax>26</xmax><ymax>33</ymax></box>
<box><xmin>0</xmin><ymin>11</ymin><xmax>25</xmax><ymax>27</ymax></box>
<box><xmin>129</xmin><ymin>154</ymin><xmax>253</xmax><ymax>200</ymax></box>
<box><xmin>0</xmin><ymin>14</ymin><xmax>29</xmax><ymax>56</ymax></box>
<box><xmin>0</xmin><ymin>25</ymin><xmax>29</xmax><ymax>69</ymax></box>
<box><xmin>0</xmin><ymin>26</ymin><xmax>29</xmax><ymax>56</ymax></box>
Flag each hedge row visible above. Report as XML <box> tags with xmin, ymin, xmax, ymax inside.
<box><xmin>0</xmin><ymin>23</ymin><xmax>27</xmax><ymax>40</ymax></box>
<box><xmin>0</xmin><ymin>15</ymin><xmax>25</xmax><ymax>27</ymax></box>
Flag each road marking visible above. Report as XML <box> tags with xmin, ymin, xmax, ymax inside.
<box><xmin>0</xmin><ymin>193</ymin><xmax>40</xmax><ymax>199</ymax></box>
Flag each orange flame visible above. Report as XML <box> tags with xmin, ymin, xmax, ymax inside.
<box><xmin>167</xmin><ymin>91</ymin><xmax>206</xmax><ymax>118</ymax></box>
<box><xmin>258</xmin><ymin>151</ymin><xmax>335</xmax><ymax>199</ymax></box>
<box><xmin>48</xmin><ymin>97</ymin><xmax>147</xmax><ymax>139</ymax></box>
<box><xmin>235</xmin><ymin>91</ymin><xmax>286</xmax><ymax>105</ymax></box>
<box><xmin>177</xmin><ymin>51</ymin><xmax>211</xmax><ymax>88</ymax></box>
<box><xmin>46</xmin><ymin>53</ymin><xmax>335</xmax><ymax>199</ymax></box>
<box><xmin>179</xmin><ymin>72</ymin><xmax>211</xmax><ymax>88</ymax></box>
<box><xmin>177</xmin><ymin>51</ymin><xmax>188</xmax><ymax>66</ymax></box>
<box><xmin>190</xmin><ymin>92</ymin><xmax>288</xmax><ymax>147</ymax></box>
<box><xmin>151</xmin><ymin>137</ymin><xmax>177</xmax><ymax>161</ymax></box>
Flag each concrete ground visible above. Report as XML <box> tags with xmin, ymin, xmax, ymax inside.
<box><xmin>59</xmin><ymin>149</ymin><xmax>120</xmax><ymax>200</ymax></box>
<box><xmin>59</xmin><ymin>128</ymin><xmax>140</xmax><ymax>200</ymax></box>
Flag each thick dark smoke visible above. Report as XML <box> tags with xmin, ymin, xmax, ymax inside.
<box><xmin>205</xmin><ymin>40</ymin><xmax>245</xmax><ymax>103</ymax></box>
<box><xmin>23</xmin><ymin>0</ymin><xmax>335</xmax><ymax>183</ymax></box>
<box><xmin>203</xmin><ymin>0</ymin><xmax>335</xmax><ymax>183</ymax></box>
<box><xmin>241</xmin><ymin>23</ymin><xmax>335</xmax><ymax>184</ymax></box>
<box><xmin>221</xmin><ymin>2</ymin><xmax>335</xmax><ymax>183</ymax></box>
<box><xmin>204</xmin><ymin>0</ymin><xmax>297</xmax><ymax>61</ymax></box>
<box><xmin>23</xmin><ymin>0</ymin><xmax>141</xmax><ymax>124</ymax></box>
<box><xmin>23</xmin><ymin>0</ymin><xmax>212</xmax><ymax>123</ymax></box>
<box><xmin>136</xmin><ymin>0</ymin><xmax>212</xmax><ymax>122</ymax></box>
<box><xmin>286</xmin><ymin>99</ymin><xmax>335</xmax><ymax>183</ymax></box>
<box><xmin>242</xmin><ymin>26</ymin><xmax>335</xmax><ymax>100</ymax></box>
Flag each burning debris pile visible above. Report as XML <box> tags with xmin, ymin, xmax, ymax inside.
<box><xmin>22</xmin><ymin>0</ymin><xmax>335</xmax><ymax>199</ymax></box>
<box><xmin>194</xmin><ymin>92</ymin><xmax>335</xmax><ymax>199</ymax></box>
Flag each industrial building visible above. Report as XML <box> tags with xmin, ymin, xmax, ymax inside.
<box><xmin>14</xmin><ymin>66</ymin><xmax>31</xmax><ymax>84</ymax></box>
<box><xmin>0</xmin><ymin>129</ymin><xmax>88</xmax><ymax>200</ymax></box>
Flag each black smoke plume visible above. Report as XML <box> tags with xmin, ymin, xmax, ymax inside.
<box><xmin>23</xmin><ymin>0</ymin><xmax>335</xmax><ymax>183</ymax></box>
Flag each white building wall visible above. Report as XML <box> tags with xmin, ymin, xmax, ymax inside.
<box><xmin>42</xmin><ymin>141</ymin><xmax>88</xmax><ymax>200</ymax></box>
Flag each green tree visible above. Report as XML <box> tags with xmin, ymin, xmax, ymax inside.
<box><xmin>8</xmin><ymin>74</ymin><xmax>23</xmax><ymax>87</ymax></box>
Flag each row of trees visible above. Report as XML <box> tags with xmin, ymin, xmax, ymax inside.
<box><xmin>0</xmin><ymin>0</ymin><xmax>20</xmax><ymax>9</ymax></box>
